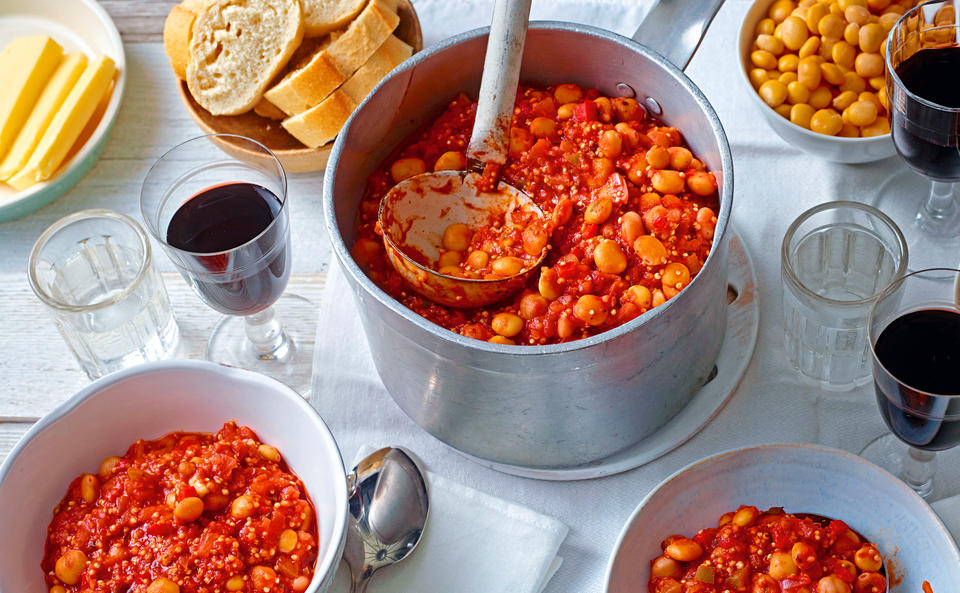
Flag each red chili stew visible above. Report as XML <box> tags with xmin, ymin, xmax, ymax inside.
<box><xmin>43</xmin><ymin>422</ymin><xmax>318</xmax><ymax>593</ymax></box>
<box><xmin>352</xmin><ymin>83</ymin><xmax>720</xmax><ymax>345</ymax></box>
<box><xmin>648</xmin><ymin>506</ymin><xmax>887</xmax><ymax>593</ymax></box>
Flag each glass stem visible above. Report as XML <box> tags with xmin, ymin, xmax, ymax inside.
<box><xmin>243</xmin><ymin>306</ymin><xmax>293</xmax><ymax>361</ymax></box>
<box><xmin>901</xmin><ymin>446</ymin><xmax>935</xmax><ymax>499</ymax></box>
<box><xmin>919</xmin><ymin>180</ymin><xmax>956</xmax><ymax>224</ymax></box>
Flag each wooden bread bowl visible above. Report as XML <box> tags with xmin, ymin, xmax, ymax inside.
<box><xmin>177</xmin><ymin>0</ymin><xmax>422</xmax><ymax>173</ymax></box>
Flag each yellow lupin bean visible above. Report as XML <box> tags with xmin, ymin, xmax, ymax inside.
<box><xmin>749</xmin><ymin>67</ymin><xmax>770</xmax><ymax>88</ymax></box>
<box><xmin>806</xmin><ymin>2</ymin><xmax>829</xmax><ymax>31</ymax></box>
<box><xmin>859</xmin><ymin>22</ymin><xmax>885</xmax><ymax>53</ymax></box>
<box><xmin>861</xmin><ymin>115</ymin><xmax>890</xmax><ymax>136</ymax></box>
<box><xmin>757</xmin><ymin>33</ymin><xmax>785</xmax><ymax>55</ymax></box>
<box><xmin>844</xmin><ymin>21</ymin><xmax>861</xmax><ymax>45</ymax></box>
<box><xmin>779</xmin><ymin>71</ymin><xmax>799</xmax><ymax>84</ymax></box>
<box><xmin>843</xmin><ymin>101</ymin><xmax>877</xmax><ymax>127</ymax></box>
<box><xmin>756</xmin><ymin>17</ymin><xmax>777</xmax><ymax>35</ymax></box>
<box><xmin>798</xmin><ymin>56</ymin><xmax>823</xmax><ymax>89</ymax></box>
<box><xmin>845</xmin><ymin>4</ymin><xmax>870</xmax><ymax>24</ymax></box>
<box><xmin>839</xmin><ymin>71</ymin><xmax>867</xmax><ymax>93</ymax></box>
<box><xmin>833</xmin><ymin>90</ymin><xmax>859</xmax><ymax>111</ymax></box>
<box><xmin>781</xmin><ymin>16</ymin><xmax>810</xmax><ymax>50</ymax></box>
<box><xmin>775</xmin><ymin>103</ymin><xmax>793</xmax><ymax>118</ymax></box>
<box><xmin>831</xmin><ymin>40</ymin><xmax>857</xmax><ymax>69</ymax></box>
<box><xmin>839</xmin><ymin>122</ymin><xmax>860</xmax><ymax>137</ymax></box>
<box><xmin>790</xmin><ymin>103</ymin><xmax>816</xmax><ymax>128</ymax></box>
<box><xmin>769</xmin><ymin>0</ymin><xmax>797</xmax><ymax>22</ymax></box>
<box><xmin>787</xmin><ymin>81</ymin><xmax>811</xmax><ymax>104</ymax></box>
<box><xmin>818</xmin><ymin>13</ymin><xmax>845</xmax><ymax>39</ymax></box>
<box><xmin>760</xmin><ymin>79</ymin><xmax>789</xmax><ymax>107</ymax></box>
<box><xmin>855</xmin><ymin>52</ymin><xmax>884</xmax><ymax>78</ymax></box>
<box><xmin>820</xmin><ymin>62</ymin><xmax>845</xmax><ymax>85</ymax></box>
<box><xmin>799</xmin><ymin>35</ymin><xmax>821</xmax><ymax>58</ymax></box>
<box><xmin>869</xmin><ymin>75</ymin><xmax>884</xmax><ymax>90</ymax></box>
<box><xmin>809</xmin><ymin>85</ymin><xmax>833</xmax><ymax>108</ymax></box>
<box><xmin>751</xmin><ymin>49</ymin><xmax>778</xmax><ymax>69</ymax></box>
<box><xmin>779</xmin><ymin>53</ymin><xmax>800</xmax><ymax>72</ymax></box>
<box><xmin>810</xmin><ymin>108</ymin><xmax>843</xmax><ymax>135</ymax></box>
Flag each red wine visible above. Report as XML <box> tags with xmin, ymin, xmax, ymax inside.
<box><xmin>166</xmin><ymin>182</ymin><xmax>289</xmax><ymax>315</ymax></box>
<box><xmin>891</xmin><ymin>47</ymin><xmax>960</xmax><ymax>181</ymax></box>
<box><xmin>873</xmin><ymin>309</ymin><xmax>960</xmax><ymax>451</ymax></box>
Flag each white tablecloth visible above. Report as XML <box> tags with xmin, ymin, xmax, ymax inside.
<box><xmin>310</xmin><ymin>1</ymin><xmax>960</xmax><ymax>593</ymax></box>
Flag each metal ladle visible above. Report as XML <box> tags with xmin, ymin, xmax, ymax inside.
<box><xmin>342</xmin><ymin>447</ymin><xmax>430</xmax><ymax>593</ymax></box>
<box><xmin>377</xmin><ymin>0</ymin><xmax>547</xmax><ymax>309</ymax></box>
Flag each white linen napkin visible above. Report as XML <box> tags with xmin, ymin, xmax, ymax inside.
<box><xmin>323</xmin><ymin>444</ymin><xmax>569</xmax><ymax>593</ymax></box>
<box><xmin>931</xmin><ymin>495</ymin><xmax>960</xmax><ymax>546</ymax></box>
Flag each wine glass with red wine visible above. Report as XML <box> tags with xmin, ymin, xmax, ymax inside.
<box><xmin>140</xmin><ymin>135</ymin><xmax>315</xmax><ymax>393</ymax></box>
<box><xmin>873</xmin><ymin>0</ymin><xmax>960</xmax><ymax>270</ymax></box>
<box><xmin>861</xmin><ymin>268</ymin><xmax>960</xmax><ymax>498</ymax></box>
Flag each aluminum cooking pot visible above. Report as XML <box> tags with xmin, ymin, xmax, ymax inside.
<box><xmin>324</xmin><ymin>1</ymin><xmax>733</xmax><ymax>468</ymax></box>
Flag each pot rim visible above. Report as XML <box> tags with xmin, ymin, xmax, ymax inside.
<box><xmin>324</xmin><ymin>21</ymin><xmax>734</xmax><ymax>355</ymax></box>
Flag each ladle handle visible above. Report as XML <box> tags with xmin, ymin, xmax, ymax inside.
<box><xmin>466</xmin><ymin>0</ymin><xmax>533</xmax><ymax>165</ymax></box>
<box><xmin>632</xmin><ymin>0</ymin><xmax>726</xmax><ymax>71</ymax></box>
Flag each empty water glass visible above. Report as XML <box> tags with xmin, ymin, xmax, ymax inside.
<box><xmin>28</xmin><ymin>209</ymin><xmax>180</xmax><ymax>379</ymax></box>
<box><xmin>781</xmin><ymin>201</ymin><xmax>908</xmax><ymax>391</ymax></box>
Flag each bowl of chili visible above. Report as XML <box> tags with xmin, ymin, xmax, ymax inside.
<box><xmin>0</xmin><ymin>360</ymin><xmax>349</xmax><ymax>593</ymax></box>
<box><xmin>324</xmin><ymin>17</ymin><xmax>736</xmax><ymax>469</ymax></box>
<box><xmin>604</xmin><ymin>444</ymin><xmax>960</xmax><ymax>593</ymax></box>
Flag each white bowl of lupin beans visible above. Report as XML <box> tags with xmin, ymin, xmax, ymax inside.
<box><xmin>738</xmin><ymin>0</ymin><xmax>906</xmax><ymax>162</ymax></box>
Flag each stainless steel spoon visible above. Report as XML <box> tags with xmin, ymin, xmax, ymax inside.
<box><xmin>343</xmin><ymin>447</ymin><xmax>430</xmax><ymax>593</ymax></box>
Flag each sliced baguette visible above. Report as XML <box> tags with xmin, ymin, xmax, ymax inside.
<box><xmin>302</xmin><ymin>0</ymin><xmax>367</xmax><ymax>37</ymax></box>
<box><xmin>254</xmin><ymin>98</ymin><xmax>288</xmax><ymax>119</ymax></box>
<box><xmin>282</xmin><ymin>34</ymin><xmax>410</xmax><ymax>147</ymax></box>
<box><xmin>264</xmin><ymin>0</ymin><xmax>397</xmax><ymax>116</ymax></box>
<box><xmin>163</xmin><ymin>5</ymin><xmax>197</xmax><ymax>80</ymax></box>
<box><xmin>186</xmin><ymin>0</ymin><xmax>304</xmax><ymax>116</ymax></box>
<box><xmin>164</xmin><ymin>0</ymin><xmax>218</xmax><ymax>80</ymax></box>
<box><xmin>326</xmin><ymin>0</ymin><xmax>398</xmax><ymax>74</ymax></box>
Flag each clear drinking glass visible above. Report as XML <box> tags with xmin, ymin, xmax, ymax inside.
<box><xmin>28</xmin><ymin>209</ymin><xmax>180</xmax><ymax>379</ymax></box>
<box><xmin>781</xmin><ymin>201</ymin><xmax>908</xmax><ymax>391</ymax></box>
<box><xmin>861</xmin><ymin>268</ymin><xmax>960</xmax><ymax>498</ymax></box>
<box><xmin>140</xmin><ymin>134</ymin><xmax>315</xmax><ymax>393</ymax></box>
<box><xmin>873</xmin><ymin>0</ymin><xmax>960</xmax><ymax>270</ymax></box>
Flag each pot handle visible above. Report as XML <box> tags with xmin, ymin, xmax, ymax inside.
<box><xmin>632</xmin><ymin>0</ymin><xmax>726</xmax><ymax>71</ymax></box>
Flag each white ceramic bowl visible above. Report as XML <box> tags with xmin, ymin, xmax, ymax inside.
<box><xmin>0</xmin><ymin>361</ymin><xmax>348</xmax><ymax>593</ymax></box>
<box><xmin>605</xmin><ymin>444</ymin><xmax>960</xmax><ymax>593</ymax></box>
<box><xmin>0</xmin><ymin>0</ymin><xmax>126</xmax><ymax>222</ymax></box>
<box><xmin>738</xmin><ymin>0</ymin><xmax>896</xmax><ymax>163</ymax></box>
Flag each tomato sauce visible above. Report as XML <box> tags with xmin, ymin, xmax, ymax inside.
<box><xmin>352</xmin><ymin>83</ymin><xmax>720</xmax><ymax>345</ymax></box>
<box><xmin>42</xmin><ymin>422</ymin><xmax>318</xmax><ymax>593</ymax></box>
<box><xmin>649</xmin><ymin>506</ymin><xmax>887</xmax><ymax>593</ymax></box>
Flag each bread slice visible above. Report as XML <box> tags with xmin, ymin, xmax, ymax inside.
<box><xmin>186</xmin><ymin>0</ymin><xmax>304</xmax><ymax>116</ymax></box>
<box><xmin>254</xmin><ymin>97</ymin><xmax>287</xmax><ymax>119</ymax></box>
<box><xmin>281</xmin><ymin>34</ymin><xmax>410</xmax><ymax>147</ymax></box>
<box><xmin>326</xmin><ymin>0</ymin><xmax>398</xmax><ymax>73</ymax></box>
<box><xmin>264</xmin><ymin>0</ymin><xmax>397</xmax><ymax>116</ymax></box>
<box><xmin>302</xmin><ymin>0</ymin><xmax>366</xmax><ymax>37</ymax></box>
<box><xmin>163</xmin><ymin>4</ymin><xmax>199</xmax><ymax>80</ymax></box>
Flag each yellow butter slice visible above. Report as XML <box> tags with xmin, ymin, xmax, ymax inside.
<box><xmin>0</xmin><ymin>36</ymin><xmax>64</xmax><ymax>161</ymax></box>
<box><xmin>0</xmin><ymin>53</ymin><xmax>88</xmax><ymax>181</ymax></box>
<box><xmin>8</xmin><ymin>55</ymin><xmax>116</xmax><ymax>191</ymax></box>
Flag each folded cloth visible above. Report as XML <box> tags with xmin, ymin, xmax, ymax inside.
<box><xmin>324</xmin><ymin>444</ymin><xmax>569</xmax><ymax>593</ymax></box>
<box><xmin>932</xmin><ymin>494</ymin><xmax>960</xmax><ymax>546</ymax></box>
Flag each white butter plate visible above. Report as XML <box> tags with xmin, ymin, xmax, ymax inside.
<box><xmin>0</xmin><ymin>0</ymin><xmax>126</xmax><ymax>222</ymax></box>
<box><xmin>605</xmin><ymin>443</ymin><xmax>960</xmax><ymax>593</ymax></box>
